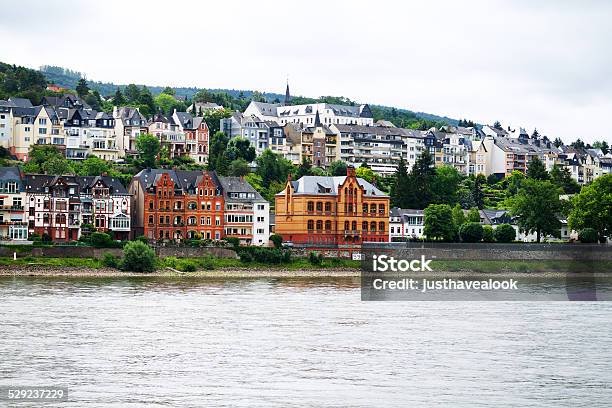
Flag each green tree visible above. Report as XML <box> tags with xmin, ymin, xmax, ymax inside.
<box><xmin>138</xmin><ymin>86</ymin><xmax>156</xmax><ymax>116</ymax></box>
<box><xmin>257</xmin><ymin>149</ymin><xmax>286</xmax><ymax>188</ymax></box>
<box><xmin>592</xmin><ymin>140</ymin><xmax>610</xmax><ymax>155</ymax></box>
<box><xmin>328</xmin><ymin>160</ymin><xmax>347</xmax><ymax>176</ymax></box>
<box><xmin>228</xmin><ymin>158</ymin><xmax>251</xmax><ymax>177</ymax></box>
<box><xmin>269</xmin><ymin>234</ymin><xmax>283</xmax><ymax>248</ymax></box>
<box><xmin>356</xmin><ymin>166</ymin><xmax>376</xmax><ymax>184</ymax></box>
<box><xmin>122</xmin><ymin>241</ymin><xmax>156</xmax><ymax>272</ymax></box>
<box><xmin>482</xmin><ymin>225</ymin><xmax>495</xmax><ymax>242</ymax></box>
<box><xmin>431</xmin><ymin>165</ymin><xmax>462</xmax><ymax>205</ymax></box>
<box><xmin>452</xmin><ymin>203</ymin><xmax>465</xmax><ymax>227</ymax></box>
<box><xmin>113</xmin><ymin>88</ymin><xmax>126</xmax><ymax>106</ymax></box>
<box><xmin>161</xmin><ymin>86</ymin><xmax>176</xmax><ymax>96</ymax></box>
<box><xmin>494</xmin><ymin>224</ymin><xmax>516</xmax><ymax>243</ymax></box>
<box><xmin>135</xmin><ymin>133</ymin><xmax>161</xmax><ymax>169</ymax></box>
<box><xmin>155</xmin><ymin>93</ymin><xmax>178</xmax><ymax>115</ymax></box>
<box><xmin>42</xmin><ymin>157</ymin><xmax>74</xmax><ymax>175</ymax></box>
<box><xmin>27</xmin><ymin>145</ymin><xmax>65</xmax><ymax>169</ymax></box>
<box><xmin>225</xmin><ymin>137</ymin><xmax>256</xmax><ymax>163</ymax></box>
<box><xmin>124</xmin><ymin>84</ymin><xmax>141</xmax><ymax>103</ymax></box>
<box><xmin>510</xmin><ymin>179</ymin><xmax>563</xmax><ymax>242</ymax></box>
<box><xmin>568</xmin><ymin>174</ymin><xmax>612</xmax><ymax>242</ymax></box>
<box><xmin>390</xmin><ymin>156</ymin><xmax>410</xmax><ymax>208</ymax></box>
<box><xmin>76</xmin><ymin>78</ymin><xmax>90</xmax><ymax>98</ymax></box>
<box><xmin>526</xmin><ymin>156</ymin><xmax>549</xmax><ymax>180</ymax></box>
<box><xmin>424</xmin><ymin>204</ymin><xmax>455</xmax><ymax>241</ymax></box>
<box><xmin>208</xmin><ymin>131</ymin><xmax>229</xmax><ymax>172</ymax></box>
<box><xmin>76</xmin><ymin>156</ymin><xmax>111</xmax><ymax>176</ymax></box>
<box><xmin>467</xmin><ymin>207</ymin><xmax>480</xmax><ymax>223</ymax></box>
<box><xmin>459</xmin><ymin>222</ymin><xmax>483</xmax><ymax>243</ymax></box>
<box><xmin>296</xmin><ymin>157</ymin><xmax>313</xmax><ymax>179</ymax></box>
<box><xmin>407</xmin><ymin>150</ymin><xmax>435</xmax><ymax>209</ymax></box>
<box><xmin>203</xmin><ymin>108</ymin><xmax>232</xmax><ymax>134</ymax></box>
<box><xmin>553</xmin><ymin>137</ymin><xmax>563</xmax><ymax>148</ymax></box>
<box><xmin>472</xmin><ymin>174</ymin><xmax>486</xmax><ymax>208</ymax></box>
<box><xmin>550</xmin><ymin>164</ymin><xmax>580</xmax><ymax>194</ymax></box>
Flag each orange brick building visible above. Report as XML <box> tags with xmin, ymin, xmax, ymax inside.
<box><xmin>274</xmin><ymin>168</ymin><xmax>389</xmax><ymax>251</ymax></box>
<box><xmin>130</xmin><ymin>169</ymin><xmax>224</xmax><ymax>241</ymax></box>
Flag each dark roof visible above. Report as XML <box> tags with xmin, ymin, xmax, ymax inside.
<box><xmin>8</xmin><ymin>97</ymin><xmax>33</xmax><ymax>108</ymax></box>
<box><xmin>24</xmin><ymin>174</ymin><xmax>128</xmax><ymax>195</ymax></box>
<box><xmin>133</xmin><ymin>169</ymin><xmax>222</xmax><ymax>196</ymax></box>
<box><xmin>0</xmin><ymin>167</ymin><xmax>24</xmax><ymax>184</ymax></box>
<box><xmin>217</xmin><ymin>176</ymin><xmax>266</xmax><ymax>202</ymax></box>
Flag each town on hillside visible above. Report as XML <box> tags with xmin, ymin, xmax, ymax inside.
<box><xmin>0</xmin><ymin>79</ymin><xmax>610</xmax><ymax>250</ymax></box>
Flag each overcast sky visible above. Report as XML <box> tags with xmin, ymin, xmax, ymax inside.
<box><xmin>1</xmin><ymin>0</ymin><xmax>610</xmax><ymax>144</ymax></box>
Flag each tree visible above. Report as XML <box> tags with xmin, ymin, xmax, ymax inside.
<box><xmin>482</xmin><ymin>225</ymin><xmax>495</xmax><ymax>243</ymax></box>
<box><xmin>89</xmin><ymin>232</ymin><xmax>113</xmax><ymax>248</ymax></box>
<box><xmin>510</xmin><ymin>179</ymin><xmax>563</xmax><ymax>242</ymax></box>
<box><xmin>356</xmin><ymin>166</ymin><xmax>376</xmax><ymax>184</ymax></box>
<box><xmin>506</xmin><ymin>170</ymin><xmax>525</xmax><ymax>196</ymax></box>
<box><xmin>472</xmin><ymin>174</ymin><xmax>486</xmax><ymax>208</ymax></box>
<box><xmin>256</xmin><ymin>149</ymin><xmax>286</xmax><ymax>188</ymax></box>
<box><xmin>226</xmin><ymin>137</ymin><xmax>256</xmax><ymax>163</ymax></box>
<box><xmin>161</xmin><ymin>86</ymin><xmax>176</xmax><ymax>96</ymax></box>
<box><xmin>431</xmin><ymin>165</ymin><xmax>462</xmax><ymax>205</ymax></box>
<box><xmin>42</xmin><ymin>157</ymin><xmax>74</xmax><ymax>175</ymax></box>
<box><xmin>460</xmin><ymin>222</ymin><xmax>483</xmax><ymax>243</ymax></box>
<box><xmin>296</xmin><ymin>157</ymin><xmax>313</xmax><ymax>179</ymax></box>
<box><xmin>592</xmin><ymin>140</ymin><xmax>610</xmax><ymax>155</ymax></box>
<box><xmin>578</xmin><ymin>228</ymin><xmax>598</xmax><ymax>243</ymax></box>
<box><xmin>328</xmin><ymin>160</ymin><xmax>348</xmax><ymax>177</ymax></box>
<box><xmin>203</xmin><ymin>108</ymin><xmax>232</xmax><ymax>135</ymax></box>
<box><xmin>457</xmin><ymin>188</ymin><xmax>476</xmax><ymax>209</ymax></box>
<box><xmin>113</xmin><ymin>88</ymin><xmax>126</xmax><ymax>106</ymax></box>
<box><xmin>571</xmin><ymin>139</ymin><xmax>586</xmax><ymax>150</ymax></box>
<box><xmin>269</xmin><ymin>234</ymin><xmax>283</xmax><ymax>248</ymax></box>
<box><xmin>228</xmin><ymin>158</ymin><xmax>250</xmax><ymax>177</ymax></box>
<box><xmin>122</xmin><ymin>241</ymin><xmax>156</xmax><ymax>272</ymax></box>
<box><xmin>208</xmin><ymin>131</ymin><xmax>229</xmax><ymax>172</ymax></box>
<box><xmin>553</xmin><ymin>137</ymin><xmax>563</xmax><ymax>148</ymax></box>
<box><xmin>390</xmin><ymin>157</ymin><xmax>410</xmax><ymax>208</ymax></box>
<box><xmin>493</xmin><ymin>121</ymin><xmax>503</xmax><ymax>130</ymax></box>
<box><xmin>135</xmin><ymin>133</ymin><xmax>161</xmax><ymax>169</ymax></box>
<box><xmin>76</xmin><ymin>78</ymin><xmax>90</xmax><ymax>98</ymax></box>
<box><xmin>531</xmin><ymin>128</ymin><xmax>540</xmax><ymax>140</ymax></box>
<box><xmin>467</xmin><ymin>207</ymin><xmax>480</xmax><ymax>223</ymax></box>
<box><xmin>138</xmin><ymin>86</ymin><xmax>156</xmax><ymax>116</ymax></box>
<box><xmin>568</xmin><ymin>174</ymin><xmax>612</xmax><ymax>242</ymax></box>
<box><xmin>155</xmin><ymin>93</ymin><xmax>178</xmax><ymax>115</ymax></box>
<box><xmin>407</xmin><ymin>150</ymin><xmax>435</xmax><ymax>209</ymax></box>
<box><xmin>550</xmin><ymin>164</ymin><xmax>580</xmax><ymax>194</ymax></box>
<box><xmin>452</xmin><ymin>204</ymin><xmax>465</xmax><ymax>227</ymax></box>
<box><xmin>124</xmin><ymin>84</ymin><xmax>141</xmax><ymax>103</ymax></box>
<box><xmin>424</xmin><ymin>204</ymin><xmax>455</xmax><ymax>241</ymax></box>
<box><xmin>526</xmin><ymin>156</ymin><xmax>549</xmax><ymax>180</ymax></box>
<box><xmin>76</xmin><ymin>156</ymin><xmax>111</xmax><ymax>176</ymax></box>
<box><xmin>27</xmin><ymin>144</ymin><xmax>65</xmax><ymax>168</ymax></box>
<box><xmin>494</xmin><ymin>224</ymin><xmax>516</xmax><ymax>243</ymax></box>
<box><xmin>84</xmin><ymin>91</ymin><xmax>101</xmax><ymax>110</ymax></box>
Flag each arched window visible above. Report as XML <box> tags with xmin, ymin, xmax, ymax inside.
<box><xmin>149</xmin><ymin>201</ymin><xmax>154</xmax><ymax>210</ymax></box>
<box><xmin>370</xmin><ymin>222</ymin><xmax>377</xmax><ymax>232</ymax></box>
<box><xmin>316</xmin><ymin>220</ymin><xmax>323</xmax><ymax>231</ymax></box>
<box><xmin>362</xmin><ymin>221</ymin><xmax>368</xmax><ymax>231</ymax></box>
<box><xmin>324</xmin><ymin>202</ymin><xmax>331</xmax><ymax>212</ymax></box>
<box><xmin>325</xmin><ymin>220</ymin><xmax>332</xmax><ymax>231</ymax></box>
<box><xmin>379</xmin><ymin>204</ymin><xmax>385</xmax><ymax>214</ymax></box>
<box><xmin>362</xmin><ymin>203</ymin><xmax>368</xmax><ymax>213</ymax></box>
<box><xmin>307</xmin><ymin>220</ymin><xmax>314</xmax><ymax>230</ymax></box>
<box><xmin>351</xmin><ymin>221</ymin><xmax>357</xmax><ymax>231</ymax></box>
<box><xmin>307</xmin><ymin>201</ymin><xmax>314</xmax><ymax>212</ymax></box>
<box><xmin>370</xmin><ymin>204</ymin><xmax>376</xmax><ymax>213</ymax></box>
<box><xmin>316</xmin><ymin>202</ymin><xmax>323</xmax><ymax>212</ymax></box>
<box><xmin>344</xmin><ymin>221</ymin><xmax>350</xmax><ymax>231</ymax></box>
<box><xmin>188</xmin><ymin>201</ymin><xmax>197</xmax><ymax>210</ymax></box>
<box><xmin>148</xmin><ymin>215</ymin><xmax>154</xmax><ymax>225</ymax></box>
<box><xmin>379</xmin><ymin>222</ymin><xmax>385</xmax><ymax>232</ymax></box>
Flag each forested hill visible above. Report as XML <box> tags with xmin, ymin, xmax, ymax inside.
<box><xmin>0</xmin><ymin>62</ymin><xmax>458</xmax><ymax>129</ymax></box>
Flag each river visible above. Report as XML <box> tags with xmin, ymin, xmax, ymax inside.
<box><xmin>1</xmin><ymin>277</ymin><xmax>611</xmax><ymax>407</ymax></box>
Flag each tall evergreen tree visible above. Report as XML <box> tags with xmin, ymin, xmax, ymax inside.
<box><xmin>76</xmin><ymin>78</ymin><xmax>90</xmax><ymax>98</ymax></box>
<box><xmin>390</xmin><ymin>156</ymin><xmax>410</xmax><ymax>208</ymax></box>
<box><xmin>472</xmin><ymin>174</ymin><xmax>486</xmax><ymax>209</ymax></box>
<box><xmin>407</xmin><ymin>150</ymin><xmax>435</xmax><ymax>209</ymax></box>
<box><xmin>526</xmin><ymin>156</ymin><xmax>549</xmax><ymax>180</ymax></box>
<box><xmin>113</xmin><ymin>88</ymin><xmax>126</xmax><ymax>106</ymax></box>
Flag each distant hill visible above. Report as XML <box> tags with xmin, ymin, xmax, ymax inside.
<box><xmin>39</xmin><ymin>65</ymin><xmax>459</xmax><ymax>128</ymax></box>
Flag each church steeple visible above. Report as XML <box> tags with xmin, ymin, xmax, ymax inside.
<box><xmin>314</xmin><ymin>110</ymin><xmax>321</xmax><ymax>127</ymax></box>
<box><xmin>283</xmin><ymin>80</ymin><xmax>291</xmax><ymax>106</ymax></box>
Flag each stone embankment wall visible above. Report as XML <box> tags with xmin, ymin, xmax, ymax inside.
<box><xmin>0</xmin><ymin>246</ymin><xmax>238</xmax><ymax>259</ymax></box>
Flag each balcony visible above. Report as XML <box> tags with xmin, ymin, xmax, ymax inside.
<box><xmin>0</xmin><ymin>205</ymin><xmax>25</xmax><ymax>212</ymax></box>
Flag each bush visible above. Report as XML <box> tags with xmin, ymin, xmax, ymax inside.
<box><xmin>459</xmin><ymin>222</ymin><xmax>483</xmax><ymax>243</ymax></box>
<box><xmin>224</xmin><ymin>237</ymin><xmax>240</xmax><ymax>248</ymax></box>
<box><xmin>308</xmin><ymin>252</ymin><xmax>323</xmax><ymax>266</ymax></box>
<box><xmin>179</xmin><ymin>260</ymin><xmax>197</xmax><ymax>272</ymax></box>
<box><xmin>135</xmin><ymin>235</ymin><xmax>149</xmax><ymax>244</ymax></box>
<box><xmin>163</xmin><ymin>256</ymin><xmax>179</xmax><ymax>268</ymax></box>
<box><xmin>482</xmin><ymin>225</ymin><xmax>495</xmax><ymax>243</ymax></box>
<box><xmin>578</xmin><ymin>228</ymin><xmax>598</xmax><ymax>243</ymax></box>
<box><xmin>102</xmin><ymin>253</ymin><xmax>119</xmax><ymax>268</ymax></box>
<box><xmin>122</xmin><ymin>241</ymin><xmax>156</xmax><ymax>272</ymax></box>
<box><xmin>90</xmin><ymin>232</ymin><xmax>112</xmax><ymax>248</ymax></box>
<box><xmin>239</xmin><ymin>251</ymin><xmax>253</xmax><ymax>263</ymax></box>
<box><xmin>199</xmin><ymin>257</ymin><xmax>215</xmax><ymax>270</ymax></box>
<box><xmin>494</xmin><ymin>224</ymin><xmax>516</xmax><ymax>243</ymax></box>
<box><xmin>41</xmin><ymin>233</ymin><xmax>52</xmax><ymax>243</ymax></box>
<box><xmin>269</xmin><ymin>234</ymin><xmax>283</xmax><ymax>248</ymax></box>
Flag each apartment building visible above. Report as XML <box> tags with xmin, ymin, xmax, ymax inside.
<box><xmin>130</xmin><ymin>169</ymin><xmax>224</xmax><ymax>241</ymax></box>
<box><xmin>25</xmin><ymin>174</ymin><xmax>130</xmax><ymax>241</ymax></box>
<box><xmin>274</xmin><ymin>167</ymin><xmax>389</xmax><ymax>252</ymax></box>
<box><xmin>389</xmin><ymin>208</ymin><xmax>424</xmax><ymax>241</ymax></box>
<box><xmin>0</xmin><ymin>167</ymin><xmax>28</xmax><ymax>241</ymax></box>
<box><xmin>172</xmin><ymin>111</ymin><xmax>210</xmax><ymax>164</ymax></box>
<box><xmin>113</xmin><ymin>106</ymin><xmax>148</xmax><ymax>157</ymax></box>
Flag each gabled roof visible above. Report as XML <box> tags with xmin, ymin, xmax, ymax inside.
<box><xmin>217</xmin><ymin>176</ymin><xmax>266</xmax><ymax>202</ymax></box>
<box><xmin>0</xmin><ymin>167</ymin><xmax>24</xmax><ymax>185</ymax></box>
<box><xmin>8</xmin><ymin>97</ymin><xmax>33</xmax><ymax>108</ymax></box>
<box><xmin>284</xmin><ymin>175</ymin><xmax>386</xmax><ymax>197</ymax></box>
<box><xmin>24</xmin><ymin>174</ymin><xmax>128</xmax><ymax>195</ymax></box>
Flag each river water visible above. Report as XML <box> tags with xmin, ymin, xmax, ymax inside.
<box><xmin>1</xmin><ymin>277</ymin><xmax>611</xmax><ymax>407</ymax></box>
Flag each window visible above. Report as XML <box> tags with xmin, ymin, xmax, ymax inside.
<box><xmin>379</xmin><ymin>222</ymin><xmax>385</xmax><ymax>232</ymax></box>
<box><xmin>257</xmin><ymin>204</ymin><xmax>265</xmax><ymax>210</ymax></box>
<box><xmin>200</xmin><ymin>217</ymin><xmax>205</xmax><ymax>225</ymax></box>
<box><xmin>362</xmin><ymin>203</ymin><xmax>368</xmax><ymax>213</ymax></box>
<box><xmin>316</xmin><ymin>220</ymin><xmax>323</xmax><ymax>231</ymax></box>
<box><xmin>370</xmin><ymin>204</ymin><xmax>376</xmax><ymax>213</ymax></box>
<box><xmin>325</xmin><ymin>220</ymin><xmax>332</xmax><ymax>231</ymax></box>
<box><xmin>344</xmin><ymin>221</ymin><xmax>349</xmax><ymax>230</ymax></box>
<box><xmin>324</xmin><ymin>202</ymin><xmax>331</xmax><ymax>212</ymax></box>
<box><xmin>148</xmin><ymin>215</ymin><xmax>154</xmax><ymax>225</ymax></box>
<box><xmin>362</xmin><ymin>221</ymin><xmax>368</xmax><ymax>231</ymax></box>
<box><xmin>307</xmin><ymin>220</ymin><xmax>314</xmax><ymax>230</ymax></box>
<box><xmin>370</xmin><ymin>222</ymin><xmax>376</xmax><ymax>232</ymax></box>
<box><xmin>316</xmin><ymin>202</ymin><xmax>323</xmax><ymax>212</ymax></box>
<box><xmin>352</xmin><ymin>221</ymin><xmax>357</xmax><ymax>231</ymax></box>
<box><xmin>307</xmin><ymin>201</ymin><xmax>314</xmax><ymax>212</ymax></box>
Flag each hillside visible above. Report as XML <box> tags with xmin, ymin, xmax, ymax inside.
<box><xmin>39</xmin><ymin>65</ymin><xmax>458</xmax><ymax>128</ymax></box>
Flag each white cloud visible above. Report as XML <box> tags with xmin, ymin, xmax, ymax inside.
<box><xmin>1</xmin><ymin>0</ymin><xmax>611</xmax><ymax>143</ymax></box>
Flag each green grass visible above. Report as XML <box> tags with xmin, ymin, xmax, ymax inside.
<box><xmin>159</xmin><ymin>256</ymin><xmax>360</xmax><ymax>271</ymax></box>
<box><xmin>0</xmin><ymin>257</ymin><xmax>103</xmax><ymax>268</ymax></box>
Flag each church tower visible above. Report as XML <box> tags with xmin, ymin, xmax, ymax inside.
<box><xmin>283</xmin><ymin>81</ymin><xmax>291</xmax><ymax>106</ymax></box>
